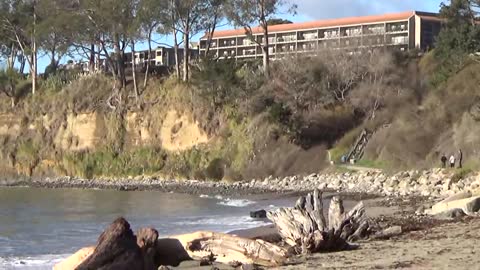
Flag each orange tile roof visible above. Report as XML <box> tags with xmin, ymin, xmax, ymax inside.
<box><xmin>206</xmin><ymin>11</ymin><xmax>420</xmax><ymax>39</ymax></box>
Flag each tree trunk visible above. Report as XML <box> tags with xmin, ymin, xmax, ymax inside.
<box><xmin>31</xmin><ymin>1</ymin><xmax>37</xmax><ymax>95</ymax></box>
<box><xmin>183</xmin><ymin>31</ymin><xmax>190</xmax><ymax>82</ymax></box>
<box><xmin>75</xmin><ymin>218</ymin><xmax>145</xmax><ymax>270</ymax></box>
<box><xmin>113</xmin><ymin>39</ymin><xmax>126</xmax><ymax>88</ymax></box>
<box><xmin>19</xmin><ymin>56</ymin><xmax>26</xmax><ymax>74</ymax></box>
<box><xmin>267</xmin><ymin>189</ymin><xmax>371</xmax><ymax>254</ymax></box>
<box><xmin>143</xmin><ymin>29</ymin><xmax>153</xmax><ymax>89</ymax></box>
<box><xmin>131</xmin><ymin>40</ymin><xmax>139</xmax><ymax>105</ymax></box>
<box><xmin>204</xmin><ymin>14</ymin><xmax>218</xmax><ymax>58</ymax></box>
<box><xmin>89</xmin><ymin>43</ymin><xmax>96</xmax><ymax>72</ymax></box>
<box><xmin>173</xmin><ymin>29</ymin><xmax>181</xmax><ymax>80</ymax></box>
<box><xmin>7</xmin><ymin>44</ymin><xmax>17</xmax><ymax>70</ymax></box>
<box><xmin>261</xmin><ymin>23</ymin><xmax>270</xmax><ymax>78</ymax></box>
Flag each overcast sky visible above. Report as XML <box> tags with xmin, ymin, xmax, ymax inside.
<box><xmin>293</xmin><ymin>0</ymin><xmax>445</xmax><ymax>21</ymax></box>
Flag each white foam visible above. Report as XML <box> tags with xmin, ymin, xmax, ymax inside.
<box><xmin>217</xmin><ymin>198</ymin><xmax>255</xmax><ymax>207</ymax></box>
<box><xmin>173</xmin><ymin>215</ymin><xmax>267</xmax><ymax>230</ymax></box>
<box><xmin>0</xmin><ymin>254</ymin><xmax>68</xmax><ymax>269</ymax></box>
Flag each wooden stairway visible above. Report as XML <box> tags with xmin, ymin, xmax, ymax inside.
<box><xmin>345</xmin><ymin>129</ymin><xmax>372</xmax><ymax>163</ymax></box>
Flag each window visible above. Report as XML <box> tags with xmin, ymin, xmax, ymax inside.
<box><xmin>156</xmin><ymin>51</ymin><xmax>162</xmax><ymax>56</ymax></box>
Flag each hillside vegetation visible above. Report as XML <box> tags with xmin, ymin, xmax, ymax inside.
<box><xmin>1</xmin><ymin>47</ymin><xmax>478</xmax><ymax>181</ymax></box>
<box><xmin>0</xmin><ymin>0</ymin><xmax>479</xmax><ymax>181</ymax></box>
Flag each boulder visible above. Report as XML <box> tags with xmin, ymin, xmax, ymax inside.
<box><xmin>429</xmin><ymin>195</ymin><xmax>480</xmax><ymax>216</ymax></box>
<box><xmin>250</xmin><ymin>210</ymin><xmax>267</xmax><ymax>219</ymax></box>
<box><xmin>441</xmin><ymin>191</ymin><xmax>472</xmax><ymax>203</ymax></box>
<box><xmin>435</xmin><ymin>208</ymin><xmax>466</xmax><ymax>219</ymax></box>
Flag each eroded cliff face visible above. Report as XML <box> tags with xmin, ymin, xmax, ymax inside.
<box><xmin>0</xmin><ymin>108</ymin><xmax>211</xmax><ymax>178</ymax></box>
<box><xmin>54</xmin><ymin>113</ymin><xmax>104</xmax><ymax>151</ymax></box>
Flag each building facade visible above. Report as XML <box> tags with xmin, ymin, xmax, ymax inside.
<box><xmin>125</xmin><ymin>45</ymin><xmax>199</xmax><ymax>68</ymax></box>
<box><xmin>199</xmin><ymin>11</ymin><xmax>442</xmax><ymax>60</ymax></box>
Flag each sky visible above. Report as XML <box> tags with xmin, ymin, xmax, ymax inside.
<box><xmin>31</xmin><ymin>0</ymin><xmax>445</xmax><ymax>73</ymax></box>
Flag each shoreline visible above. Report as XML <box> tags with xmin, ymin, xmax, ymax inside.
<box><xmin>0</xmin><ymin>168</ymin><xmax>477</xmax><ymax>199</ymax></box>
<box><xmin>4</xmin><ymin>170</ymin><xmax>478</xmax><ymax>269</ymax></box>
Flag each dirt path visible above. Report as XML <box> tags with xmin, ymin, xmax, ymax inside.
<box><xmin>278</xmin><ymin>218</ymin><xmax>480</xmax><ymax>270</ymax></box>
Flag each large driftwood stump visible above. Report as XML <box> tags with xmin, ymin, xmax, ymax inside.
<box><xmin>76</xmin><ymin>217</ymin><xmax>145</xmax><ymax>270</ymax></box>
<box><xmin>267</xmin><ymin>189</ymin><xmax>370</xmax><ymax>254</ymax></box>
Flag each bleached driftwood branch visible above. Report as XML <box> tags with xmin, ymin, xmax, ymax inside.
<box><xmin>267</xmin><ymin>189</ymin><xmax>370</xmax><ymax>254</ymax></box>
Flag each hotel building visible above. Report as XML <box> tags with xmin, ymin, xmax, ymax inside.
<box><xmin>199</xmin><ymin>11</ymin><xmax>442</xmax><ymax>60</ymax></box>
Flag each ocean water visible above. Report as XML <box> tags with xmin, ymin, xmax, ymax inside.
<box><xmin>0</xmin><ymin>187</ymin><xmax>297</xmax><ymax>269</ymax></box>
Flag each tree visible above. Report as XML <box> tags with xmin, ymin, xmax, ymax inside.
<box><xmin>226</xmin><ymin>0</ymin><xmax>296</xmax><ymax>77</ymax></box>
<box><xmin>348</xmin><ymin>51</ymin><xmax>405</xmax><ymax>120</ymax></box>
<box><xmin>36</xmin><ymin>0</ymin><xmax>73</xmax><ymax>73</ymax></box>
<box><xmin>203</xmin><ymin>0</ymin><xmax>227</xmax><ymax>57</ymax></box>
<box><xmin>0</xmin><ymin>0</ymin><xmax>39</xmax><ymax>95</ymax></box>
<box><xmin>171</xmin><ymin>0</ymin><xmax>211</xmax><ymax>82</ymax></box>
<box><xmin>64</xmin><ymin>0</ymin><xmax>139</xmax><ymax>108</ymax></box>
<box><xmin>137</xmin><ymin>0</ymin><xmax>168</xmax><ymax>88</ymax></box>
<box><xmin>321</xmin><ymin>50</ymin><xmax>366</xmax><ymax>102</ymax></box>
<box><xmin>267</xmin><ymin>17</ymin><xmax>292</xmax><ymax>25</ymax></box>
<box><xmin>0</xmin><ymin>67</ymin><xmax>21</xmax><ymax>108</ymax></box>
<box><xmin>435</xmin><ymin>0</ymin><xmax>480</xmax><ymax>81</ymax></box>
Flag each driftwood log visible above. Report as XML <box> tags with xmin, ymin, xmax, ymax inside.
<box><xmin>55</xmin><ymin>218</ymin><xmax>289</xmax><ymax>270</ymax></box>
<box><xmin>75</xmin><ymin>217</ymin><xmax>146</xmax><ymax>270</ymax></box>
<box><xmin>267</xmin><ymin>189</ymin><xmax>370</xmax><ymax>254</ymax></box>
<box><xmin>168</xmin><ymin>231</ymin><xmax>290</xmax><ymax>267</ymax></box>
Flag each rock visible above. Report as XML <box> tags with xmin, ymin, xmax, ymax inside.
<box><xmin>415</xmin><ymin>205</ymin><xmax>426</xmax><ymax>215</ymax></box>
<box><xmin>158</xmin><ymin>266</ymin><xmax>171</xmax><ymax>270</ymax></box>
<box><xmin>250</xmin><ymin>210</ymin><xmax>267</xmax><ymax>219</ymax></box>
<box><xmin>372</xmin><ymin>226</ymin><xmax>403</xmax><ymax>240</ymax></box>
<box><xmin>318</xmin><ymin>182</ymin><xmax>328</xmax><ymax>190</ymax></box>
<box><xmin>442</xmin><ymin>191</ymin><xmax>473</xmax><ymax>203</ymax></box>
<box><xmin>429</xmin><ymin>195</ymin><xmax>480</xmax><ymax>216</ymax></box>
<box><xmin>238</xmin><ymin>264</ymin><xmax>258</xmax><ymax>270</ymax></box>
<box><xmin>435</xmin><ymin>208</ymin><xmax>466</xmax><ymax>219</ymax></box>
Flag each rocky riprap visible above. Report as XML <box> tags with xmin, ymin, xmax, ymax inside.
<box><xmin>1</xmin><ymin>169</ymin><xmax>478</xmax><ymax>198</ymax></box>
<box><xmin>245</xmin><ymin>169</ymin><xmax>479</xmax><ymax>198</ymax></box>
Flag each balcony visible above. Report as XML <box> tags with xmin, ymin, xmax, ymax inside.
<box><xmin>386</xmin><ymin>22</ymin><xmax>408</xmax><ymax>33</ymax></box>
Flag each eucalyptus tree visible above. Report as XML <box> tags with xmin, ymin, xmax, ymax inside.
<box><xmin>137</xmin><ymin>0</ymin><xmax>169</xmax><ymax>87</ymax></box>
<box><xmin>203</xmin><ymin>0</ymin><xmax>227</xmax><ymax>57</ymax></box>
<box><xmin>0</xmin><ymin>0</ymin><xmax>39</xmax><ymax>94</ymax></box>
<box><xmin>170</xmin><ymin>0</ymin><xmax>213</xmax><ymax>82</ymax></box>
<box><xmin>77</xmin><ymin>0</ymin><xmax>137</xmax><ymax>88</ymax></box>
<box><xmin>226</xmin><ymin>0</ymin><xmax>296</xmax><ymax>77</ymax></box>
<box><xmin>36</xmin><ymin>0</ymin><xmax>74</xmax><ymax>74</ymax></box>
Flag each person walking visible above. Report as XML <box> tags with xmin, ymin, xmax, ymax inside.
<box><xmin>449</xmin><ymin>154</ymin><xmax>456</xmax><ymax>168</ymax></box>
<box><xmin>458</xmin><ymin>149</ymin><xmax>463</xmax><ymax>169</ymax></box>
<box><xmin>441</xmin><ymin>154</ymin><xmax>447</xmax><ymax>168</ymax></box>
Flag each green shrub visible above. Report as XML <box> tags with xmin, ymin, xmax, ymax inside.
<box><xmin>452</xmin><ymin>168</ymin><xmax>473</xmax><ymax>183</ymax></box>
<box><xmin>205</xmin><ymin>158</ymin><xmax>224</xmax><ymax>181</ymax></box>
<box><xmin>60</xmin><ymin>147</ymin><xmax>166</xmax><ymax>178</ymax></box>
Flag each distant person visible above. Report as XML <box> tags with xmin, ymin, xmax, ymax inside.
<box><xmin>449</xmin><ymin>155</ymin><xmax>456</xmax><ymax>168</ymax></box>
<box><xmin>458</xmin><ymin>149</ymin><xmax>463</xmax><ymax>169</ymax></box>
<box><xmin>441</xmin><ymin>154</ymin><xmax>447</xmax><ymax>168</ymax></box>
